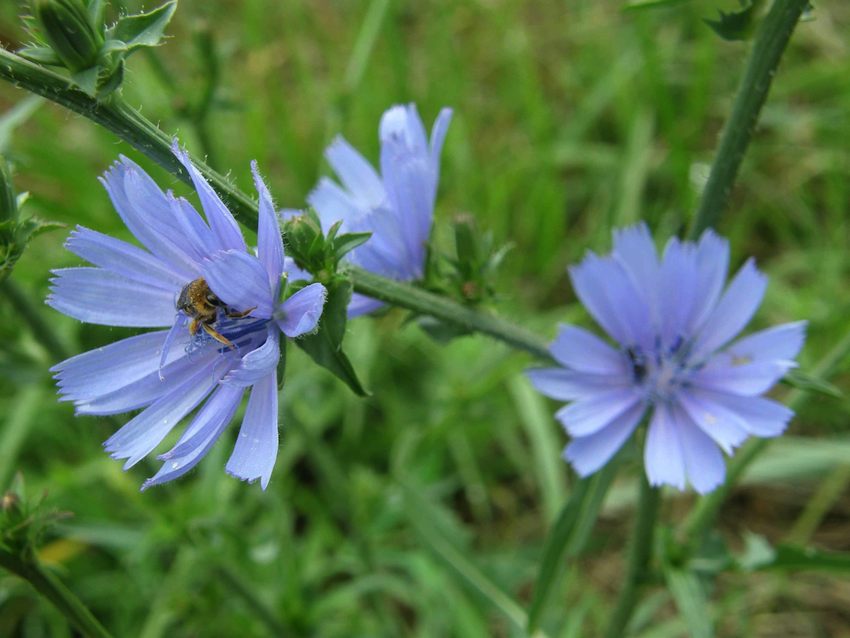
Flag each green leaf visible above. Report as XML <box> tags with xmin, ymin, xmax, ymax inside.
<box><xmin>705</xmin><ymin>1</ymin><xmax>764</xmax><ymax>41</ymax></box>
<box><xmin>293</xmin><ymin>278</ymin><xmax>369</xmax><ymax>396</ymax></box>
<box><xmin>70</xmin><ymin>66</ymin><xmax>99</xmax><ymax>96</ymax></box>
<box><xmin>332</xmin><ymin>231</ymin><xmax>372</xmax><ymax>261</ymax></box>
<box><xmin>782</xmin><ymin>367</ymin><xmax>843</xmax><ymax>399</ymax></box>
<box><xmin>108</xmin><ymin>0</ymin><xmax>177</xmax><ymax>54</ymax></box>
<box><xmin>623</xmin><ymin>0</ymin><xmax>693</xmax><ymax>10</ymax></box>
<box><xmin>526</xmin><ymin>460</ymin><xmax>619</xmax><ymax>632</ymax></box>
<box><xmin>663</xmin><ymin>567</ymin><xmax>714</xmax><ymax>638</ymax></box>
<box><xmin>16</xmin><ymin>45</ymin><xmax>62</xmax><ymax>66</ymax></box>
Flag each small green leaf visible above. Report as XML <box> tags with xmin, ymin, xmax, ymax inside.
<box><xmin>294</xmin><ymin>278</ymin><xmax>368</xmax><ymax>396</ymax></box>
<box><xmin>332</xmin><ymin>231</ymin><xmax>371</xmax><ymax>261</ymax></box>
<box><xmin>782</xmin><ymin>368</ymin><xmax>843</xmax><ymax>399</ymax></box>
<box><xmin>705</xmin><ymin>0</ymin><xmax>764</xmax><ymax>41</ymax></box>
<box><xmin>758</xmin><ymin>544</ymin><xmax>850</xmax><ymax>573</ymax></box>
<box><xmin>70</xmin><ymin>66</ymin><xmax>99</xmax><ymax>96</ymax></box>
<box><xmin>108</xmin><ymin>1</ymin><xmax>178</xmax><ymax>55</ymax></box>
<box><xmin>663</xmin><ymin>567</ymin><xmax>714</xmax><ymax>638</ymax></box>
<box><xmin>16</xmin><ymin>45</ymin><xmax>62</xmax><ymax>66</ymax></box>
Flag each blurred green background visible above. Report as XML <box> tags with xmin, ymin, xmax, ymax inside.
<box><xmin>1</xmin><ymin>0</ymin><xmax>850</xmax><ymax>636</ymax></box>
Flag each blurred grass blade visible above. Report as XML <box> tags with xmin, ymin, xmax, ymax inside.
<box><xmin>0</xmin><ymin>386</ymin><xmax>43</xmax><ymax>488</ymax></box>
<box><xmin>527</xmin><ymin>461</ymin><xmax>619</xmax><ymax>633</ymax></box>
<box><xmin>623</xmin><ymin>0</ymin><xmax>693</xmax><ymax>11</ymax></box>
<box><xmin>663</xmin><ymin>567</ymin><xmax>713</xmax><ymax>638</ymax></box>
<box><xmin>782</xmin><ymin>367</ymin><xmax>843</xmax><ymax>399</ymax></box>
<box><xmin>399</xmin><ymin>478</ymin><xmax>529</xmax><ymax>633</ymax></box>
<box><xmin>344</xmin><ymin>0</ymin><xmax>391</xmax><ymax>92</ymax></box>
<box><xmin>0</xmin><ymin>96</ymin><xmax>44</xmax><ymax>151</ymax></box>
<box><xmin>759</xmin><ymin>545</ymin><xmax>850</xmax><ymax>573</ymax></box>
<box><xmin>507</xmin><ymin>375</ymin><xmax>566</xmax><ymax>522</ymax></box>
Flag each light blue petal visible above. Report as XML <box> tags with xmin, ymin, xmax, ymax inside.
<box><xmin>103</xmin><ymin>357</ymin><xmax>227</xmax><ymax>468</ymax></box>
<box><xmin>283</xmin><ymin>256</ymin><xmax>311</xmax><ymax>282</ymax></box>
<box><xmin>76</xmin><ymin>347</ymin><xmax>223</xmax><ymax>415</ymax></box>
<box><xmin>692</xmin><ymin>258</ymin><xmax>767</xmax><ymax>359</ymax></box>
<box><xmin>658</xmin><ymin>238</ymin><xmax>698</xmax><ymax>348</ymax></box>
<box><xmin>308</xmin><ymin>177</ymin><xmax>360</xmax><ymax>233</ymax></box>
<box><xmin>347</xmin><ymin>293</ymin><xmax>384</xmax><ymax>318</ymax></box>
<box><xmin>555</xmin><ymin>388</ymin><xmax>641</xmax><ymax>437</ymax></box>
<box><xmin>172</xmin><ymin>141</ymin><xmax>246</xmax><ymax>253</ymax></box>
<box><xmin>222</xmin><ymin>329</ymin><xmax>279</xmax><ymax>387</ymax></box>
<box><xmin>612</xmin><ymin>223</ymin><xmax>659</xmax><ymax>320</ymax></box>
<box><xmin>65</xmin><ymin>226</ymin><xmax>185</xmax><ymax>291</ymax></box>
<box><xmin>428</xmin><ymin>107</ymin><xmax>454</xmax><ymax>170</ymax></box>
<box><xmin>549</xmin><ymin>324</ymin><xmax>628</xmax><ymax>375</ymax></box>
<box><xmin>723</xmin><ymin>321</ymin><xmax>806</xmax><ymax>364</ymax></box>
<box><xmin>685</xmin><ymin>230</ymin><xmax>730</xmax><ymax>333</ymax></box>
<box><xmin>691</xmin><ymin>359</ymin><xmax>794</xmax><ymax>396</ymax></box>
<box><xmin>159</xmin><ymin>313</ymin><xmax>187</xmax><ymax>371</ymax></box>
<box><xmin>526</xmin><ymin>368</ymin><xmax>624</xmax><ymax>401</ymax></box>
<box><xmin>168</xmin><ymin>195</ymin><xmax>218</xmax><ymax>260</ymax></box>
<box><xmin>142</xmin><ymin>384</ymin><xmax>244</xmax><ymax>489</ymax></box>
<box><xmin>52</xmin><ymin>327</ymin><xmax>187</xmax><ymax>403</ymax></box>
<box><xmin>380</xmin><ymin>155</ymin><xmax>431</xmax><ymax>279</ymax></box>
<box><xmin>675</xmin><ymin>404</ymin><xmax>726</xmax><ymax>494</ymax></box>
<box><xmin>48</xmin><ymin>267</ymin><xmax>177</xmax><ymax>327</ymax></box>
<box><xmin>276</xmin><ymin>283</ymin><xmax>327</xmax><ymax>337</ymax></box>
<box><xmin>324</xmin><ymin>136</ymin><xmax>384</xmax><ymax>209</ymax></box>
<box><xmin>644</xmin><ymin>403</ymin><xmax>686</xmax><ymax>491</ymax></box>
<box><xmin>202</xmin><ymin>250</ymin><xmax>273</xmax><ymax>318</ymax></box>
<box><xmin>687</xmin><ymin>389</ymin><xmax>793</xmax><ymax>437</ymax></box>
<box><xmin>99</xmin><ymin>158</ymin><xmax>198</xmax><ymax>280</ymax></box>
<box><xmin>226</xmin><ymin>372</ymin><xmax>279</xmax><ymax>489</ymax></box>
<box><xmin>251</xmin><ymin>162</ymin><xmax>285</xmax><ymax>289</ymax></box>
<box><xmin>677</xmin><ymin>390</ymin><xmax>749</xmax><ymax>454</ymax></box>
<box><xmin>563</xmin><ymin>401</ymin><xmax>645</xmax><ymax>476</ymax></box>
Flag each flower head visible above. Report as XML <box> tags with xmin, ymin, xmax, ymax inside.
<box><xmin>308</xmin><ymin>103</ymin><xmax>452</xmax><ymax>316</ymax></box>
<box><xmin>528</xmin><ymin>223</ymin><xmax>805</xmax><ymax>493</ymax></box>
<box><xmin>48</xmin><ymin>144</ymin><xmax>326</xmax><ymax>489</ymax></box>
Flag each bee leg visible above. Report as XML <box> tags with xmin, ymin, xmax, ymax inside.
<box><xmin>201</xmin><ymin>322</ymin><xmax>236</xmax><ymax>350</ymax></box>
<box><xmin>226</xmin><ymin>305</ymin><xmax>257</xmax><ymax>319</ymax></box>
<box><xmin>189</xmin><ymin>318</ymin><xmax>200</xmax><ymax>335</ymax></box>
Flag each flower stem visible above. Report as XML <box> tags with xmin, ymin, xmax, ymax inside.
<box><xmin>348</xmin><ymin>266</ymin><xmax>552</xmax><ymax>360</ymax></box>
<box><xmin>603</xmin><ymin>475</ymin><xmax>660</xmax><ymax>638</ymax></box>
<box><xmin>0</xmin><ymin>48</ymin><xmax>257</xmax><ymax>227</ymax></box>
<box><xmin>688</xmin><ymin>0</ymin><xmax>810</xmax><ymax>239</ymax></box>
<box><xmin>681</xmin><ymin>325</ymin><xmax>850</xmax><ymax>548</ymax></box>
<box><xmin>0</xmin><ymin>548</ymin><xmax>113</xmax><ymax>638</ymax></box>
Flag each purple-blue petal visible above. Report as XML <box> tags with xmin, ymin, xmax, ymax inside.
<box><xmin>226</xmin><ymin>372</ymin><xmax>279</xmax><ymax>489</ymax></box>
<box><xmin>644</xmin><ymin>403</ymin><xmax>686</xmax><ymax>490</ymax></box>
<box><xmin>677</xmin><ymin>390</ymin><xmax>749</xmax><ymax>454</ymax></box>
<box><xmin>723</xmin><ymin>321</ymin><xmax>807</xmax><ymax>364</ymax></box>
<box><xmin>142</xmin><ymin>384</ymin><xmax>244</xmax><ymax>489</ymax></box>
<box><xmin>563</xmin><ymin>401</ymin><xmax>645</xmax><ymax>476</ymax></box>
<box><xmin>48</xmin><ymin>267</ymin><xmax>177</xmax><ymax>327</ymax></box>
<box><xmin>527</xmin><ymin>368</ymin><xmax>626</xmax><ymax>402</ymax></box>
<box><xmin>555</xmin><ymin>388</ymin><xmax>642</xmax><ymax>437</ymax></box>
<box><xmin>686</xmin><ymin>389</ymin><xmax>793</xmax><ymax>438</ymax></box>
<box><xmin>222</xmin><ymin>329</ymin><xmax>279</xmax><ymax>387</ymax></box>
<box><xmin>308</xmin><ymin>177</ymin><xmax>360</xmax><ymax>234</ymax></box>
<box><xmin>202</xmin><ymin>250</ymin><xmax>273</xmax><ymax>318</ymax></box>
<box><xmin>324</xmin><ymin>136</ymin><xmax>384</xmax><ymax>209</ymax></box>
<box><xmin>65</xmin><ymin>226</ymin><xmax>185</xmax><ymax>291</ymax></box>
<box><xmin>172</xmin><ymin>141</ymin><xmax>246</xmax><ymax>253</ymax></box>
<box><xmin>675</xmin><ymin>404</ymin><xmax>726</xmax><ymax>494</ymax></box>
<box><xmin>549</xmin><ymin>324</ymin><xmax>628</xmax><ymax>375</ymax></box>
<box><xmin>276</xmin><ymin>283</ymin><xmax>327</xmax><ymax>338</ymax></box>
<box><xmin>251</xmin><ymin>161</ymin><xmax>285</xmax><ymax>289</ymax></box>
<box><xmin>685</xmin><ymin>230</ymin><xmax>730</xmax><ymax>334</ymax></box>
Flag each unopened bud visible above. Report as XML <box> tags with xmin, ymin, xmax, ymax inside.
<box><xmin>34</xmin><ymin>0</ymin><xmax>104</xmax><ymax>73</ymax></box>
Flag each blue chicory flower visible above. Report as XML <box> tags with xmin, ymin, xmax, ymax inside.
<box><xmin>527</xmin><ymin>223</ymin><xmax>805</xmax><ymax>493</ymax></box>
<box><xmin>48</xmin><ymin>144</ymin><xmax>326</xmax><ymax>490</ymax></box>
<box><xmin>307</xmin><ymin>103</ymin><xmax>452</xmax><ymax>316</ymax></box>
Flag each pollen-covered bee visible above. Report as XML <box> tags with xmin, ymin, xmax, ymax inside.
<box><xmin>176</xmin><ymin>277</ymin><xmax>255</xmax><ymax>349</ymax></box>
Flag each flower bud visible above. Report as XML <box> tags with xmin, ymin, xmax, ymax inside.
<box><xmin>34</xmin><ymin>0</ymin><xmax>104</xmax><ymax>73</ymax></box>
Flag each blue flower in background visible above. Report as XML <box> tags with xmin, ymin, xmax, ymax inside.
<box><xmin>308</xmin><ymin>103</ymin><xmax>452</xmax><ymax>316</ymax></box>
<box><xmin>48</xmin><ymin>144</ymin><xmax>326</xmax><ymax>489</ymax></box>
<box><xmin>527</xmin><ymin>224</ymin><xmax>805</xmax><ymax>493</ymax></box>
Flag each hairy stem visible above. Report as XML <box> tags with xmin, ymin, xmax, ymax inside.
<box><xmin>688</xmin><ymin>0</ymin><xmax>810</xmax><ymax>239</ymax></box>
<box><xmin>603</xmin><ymin>475</ymin><xmax>660</xmax><ymax>638</ymax></box>
<box><xmin>349</xmin><ymin>267</ymin><xmax>551</xmax><ymax>360</ymax></box>
<box><xmin>0</xmin><ymin>549</ymin><xmax>113</xmax><ymax>638</ymax></box>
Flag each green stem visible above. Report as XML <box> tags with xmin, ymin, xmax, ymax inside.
<box><xmin>0</xmin><ymin>549</ymin><xmax>113</xmax><ymax>638</ymax></box>
<box><xmin>603</xmin><ymin>475</ymin><xmax>660</xmax><ymax>638</ymax></box>
<box><xmin>681</xmin><ymin>326</ymin><xmax>850</xmax><ymax>547</ymax></box>
<box><xmin>688</xmin><ymin>0</ymin><xmax>810</xmax><ymax>239</ymax></box>
<box><xmin>0</xmin><ymin>279</ymin><xmax>69</xmax><ymax>361</ymax></box>
<box><xmin>0</xmin><ymin>48</ymin><xmax>257</xmax><ymax>227</ymax></box>
<box><xmin>348</xmin><ymin>267</ymin><xmax>551</xmax><ymax>360</ymax></box>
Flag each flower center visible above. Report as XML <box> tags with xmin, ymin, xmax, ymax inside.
<box><xmin>626</xmin><ymin>337</ymin><xmax>696</xmax><ymax>404</ymax></box>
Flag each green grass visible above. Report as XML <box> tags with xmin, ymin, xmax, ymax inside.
<box><xmin>1</xmin><ymin>0</ymin><xmax>850</xmax><ymax>635</ymax></box>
